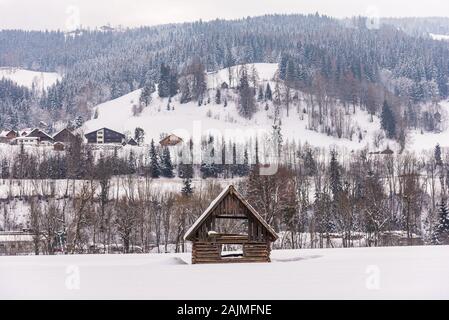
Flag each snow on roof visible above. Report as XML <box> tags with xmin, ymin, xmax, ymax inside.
<box><xmin>184</xmin><ymin>185</ymin><xmax>278</xmax><ymax>241</ymax></box>
<box><xmin>28</xmin><ymin>128</ymin><xmax>53</xmax><ymax>140</ymax></box>
<box><xmin>0</xmin><ymin>130</ymin><xmax>14</xmax><ymax>137</ymax></box>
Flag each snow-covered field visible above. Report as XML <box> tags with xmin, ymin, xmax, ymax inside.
<box><xmin>1</xmin><ymin>245</ymin><xmax>448</xmax><ymax>299</ymax></box>
<box><xmin>0</xmin><ymin>67</ymin><xmax>61</xmax><ymax>91</ymax></box>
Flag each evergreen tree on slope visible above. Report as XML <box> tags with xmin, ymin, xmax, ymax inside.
<box><xmin>149</xmin><ymin>139</ymin><xmax>160</xmax><ymax>178</ymax></box>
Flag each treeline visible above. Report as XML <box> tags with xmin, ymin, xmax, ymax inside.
<box><xmin>0</xmin><ymin>78</ymin><xmax>34</xmax><ymax>128</ymax></box>
<box><xmin>2</xmin><ymin>143</ymin><xmax>449</xmax><ymax>254</ymax></box>
<box><xmin>245</xmin><ymin>147</ymin><xmax>449</xmax><ymax>248</ymax></box>
<box><xmin>0</xmin><ymin>136</ymin><xmax>253</xmax><ymax>181</ymax></box>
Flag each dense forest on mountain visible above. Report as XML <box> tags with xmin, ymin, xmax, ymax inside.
<box><xmin>1</xmin><ymin>14</ymin><xmax>449</xmax><ymax>138</ymax></box>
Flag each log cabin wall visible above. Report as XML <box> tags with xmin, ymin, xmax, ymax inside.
<box><xmin>192</xmin><ymin>242</ymin><xmax>271</xmax><ymax>264</ymax></box>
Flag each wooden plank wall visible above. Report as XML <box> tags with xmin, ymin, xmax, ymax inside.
<box><xmin>192</xmin><ymin>242</ymin><xmax>271</xmax><ymax>264</ymax></box>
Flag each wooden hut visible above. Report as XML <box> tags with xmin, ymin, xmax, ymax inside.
<box><xmin>85</xmin><ymin>127</ymin><xmax>125</xmax><ymax>144</ymax></box>
<box><xmin>0</xmin><ymin>130</ymin><xmax>17</xmax><ymax>143</ymax></box>
<box><xmin>184</xmin><ymin>185</ymin><xmax>278</xmax><ymax>264</ymax></box>
<box><xmin>159</xmin><ymin>134</ymin><xmax>183</xmax><ymax>147</ymax></box>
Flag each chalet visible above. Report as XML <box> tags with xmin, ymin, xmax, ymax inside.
<box><xmin>0</xmin><ymin>130</ymin><xmax>17</xmax><ymax>143</ymax></box>
<box><xmin>184</xmin><ymin>185</ymin><xmax>278</xmax><ymax>264</ymax></box>
<box><xmin>26</xmin><ymin>128</ymin><xmax>54</xmax><ymax>143</ymax></box>
<box><xmin>19</xmin><ymin>128</ymin><xmax>32</xmax><ymax>137</ymax></box>
<box><xmin>159</xmin><ymin>134</ymin><xmax>183</xmax><ymax>147</ymax></box>
<box><xmin>53</xmin><ymin>128</ymin><xmax>77</xmax><ymax>144</ymax></box>
<box><xmin>85</xmin><ymin>127</ymin><xmax>126</xmax><ymax>144</ymax></box>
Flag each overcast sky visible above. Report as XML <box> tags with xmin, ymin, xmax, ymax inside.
<box><xmin>0</xmin><ymin>0</ymin><xmax>448</xmax><ymax>31</ymax></box>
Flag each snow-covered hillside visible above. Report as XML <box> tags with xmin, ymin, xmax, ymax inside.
<box><xmin>407</xmin><ymin>100</ymin><xmax>449</xmax><ymax>150</ymax></box>
<box><xmin>0</xmin><ymin>67</ymin><xmax>61</xmax><ymax>92</ymax></box>
<box><xmin>84</xmin><ymin>63</ymin><xmax>394</xmax><ymax>152</ymax></box>
<box><xmin>207</xmin><ymin>63</ymin><xmax>278</xmax><ymax>89</ymax></box>
<box><xmin>1</xmin><ymin>245</ymin><xmax>448</xmax><ymax>299</ymax></box>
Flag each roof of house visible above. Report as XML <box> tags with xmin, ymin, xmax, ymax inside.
<box><xmin>26</xmin><ymin>128</ymin><xmax>54</xmax><ymax>141</ymax></box>
<box><xmin>0</xmin><ymin>130</ymin><xmax>16</xmax><ymax>137</ymax></box>
<box><xmin>184</xmin><ymin>185</ymin><xmax>278</xmax><ymax>241</ymax></box>
<box><xmin>159</xmin><ymin>134</ymin><xmax>183</xmax><ymax>144</ymax></box>
<box><xmin>52</xmin><ymin>127</ymin><xmax>75</xmax><ymax>138</ymax></box>
<box><xmin>84</xmin><ymin>127</ymin><xmax>125</xmax><ymax>137</ymax></box>
<box><xmin>19</xmin><ymin>128</ymin><xmax>33</xmax><ymax>136</ymax></box>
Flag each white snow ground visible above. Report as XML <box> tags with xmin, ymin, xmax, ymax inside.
<box><xmin>0</xmin><ymin>67</ymin><xmax>61</xmax><ymax>91</ymax></box>
<box><xmin>1</xmin><ymin>245</ymin><xmax>448</xmax><ymax>299</ymax></box>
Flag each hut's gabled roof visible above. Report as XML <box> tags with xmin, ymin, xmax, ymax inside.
<box><xmin>184</xmin><ymin>185</ymin><xmax>278</xmax><ymax>241</ymax></box>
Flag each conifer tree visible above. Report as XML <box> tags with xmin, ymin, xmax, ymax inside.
<box><xmin>329</xmin><ymin>150</ymin><xmax>342</xmax><ymax>199</ymax></box>
<box><xmin>134</xmin><ymin>127</ymin><xmax>145</xmax><ymax>145</ymax></box>
<box><xmin>435</xmin><ymin>143</ymin><xmax>442</xmax><ymax>166</ymax></box>
<box><xmin>257</xmin><ymin>85</ymin><xmax>264</xmax><ymax>101</ymax></box>
<box><xmin>149</xmin><ymin>139</ymin><xmax>160</xmax><ymax>178</ymax></box>
<box><xmin>139</xmin><ymin>81</ymin><xmax>155</xmax><ymax>106</ymax></box>
<box><xmin>265</xmin><ymin>83</ymin><xmax>272</xmax><ymax>101</ymax></box>
<box><xmin>433</xmin><ymin>197</ymin><xmax>449</xmax><ymax>244</ymax></box>
<box><xmin>161</xmin><ymin>147</ymin><xmax>174</xmax><ymax>178</ymax></box>
<box><xmin>158</xmin><ymin>63</ymin><xmax>171</xmax><ymax>98</ymax></box>
<box><xmin>181</xmin><ymin>178</ymin><xmax>194</xmax><ymax>196</ymax></box>
<box><xmin>215</xmin><ymin>88</ymin><xmax>221</xmax><ymax>104</ymax></box>
<box><xmin>237</xmin><ymin>66</ymin><xmax>256</xmax><ymax>119</ymax></box>
<box><xmin>381</xmin><ymin>100</ymin><xmax>396</xmax><ymax>139</ymax></box>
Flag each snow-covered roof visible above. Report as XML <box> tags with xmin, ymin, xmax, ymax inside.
<box><xmin>19</xmin><ymin>128</ymin><xmax>33</xmax><ymax>136</ymax></box>
<box><xmin>184</xmin><ymin>185</ymin><xmax>278</xmax><ymax>241</ymax></box>
<box><xmin>0</xmin><ymin>130</ymin><xmax>15</xmax><ymax>137</ymax></box>
<box><xmin>52</xmin><ymin>127</ymin><xmax>73</xmax><ymax>138</ymax></box>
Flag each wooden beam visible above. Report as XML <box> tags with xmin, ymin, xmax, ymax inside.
<box><xmin>215</xmin><ymin>215</ymin><xmax>248</xmax><ymax>219</ymax></box>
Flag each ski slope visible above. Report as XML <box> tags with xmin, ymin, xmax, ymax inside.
<box><xmin>0</xmin><ymin>67</ymin><xmax>61</xmax><ymax>91</ymax></box>
<box><xmin>1</xmin><ymin>245</ymin><xmax>448</xmax><ymax>299</ymax></box>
